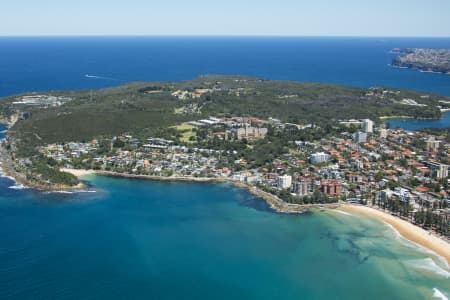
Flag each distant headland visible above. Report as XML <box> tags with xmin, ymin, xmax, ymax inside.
<box><xmin>392</xmin><ymin>48</ymin><xmax>450</xmax><ymax>74</ymax></box>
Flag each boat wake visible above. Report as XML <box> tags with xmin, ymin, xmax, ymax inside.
<box><xmin>84</xmin><ymin>74</ymin><xmax>119</xmax><ymax>81</ymax></box>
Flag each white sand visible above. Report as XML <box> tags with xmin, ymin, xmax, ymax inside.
<box><xmin>341</xmin><ymin>204</ymin><xmax>450</xmax><ymax>265</ymax></box>
<box><xmin>60</xmin><ymin>168</ymin><xmax>98</xmax><ymax>177</ymax></box>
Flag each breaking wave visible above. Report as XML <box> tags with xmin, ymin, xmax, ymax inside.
<box><xmin>382</xmin><ymin>222</ymin><xmax>450</xmax><ymax>270</ymax></box>
<box><xmin>8</xmin><ymin>183</ymin><xmax>27</xmax><ymax>190</ymax></box>
<box><xmin>333</xmin><ymin>209</ymin><xmax>354</xmax><ymax>216</ymax></box>
<box><xmin>405</xmin><ymin>258</ymin><xmax>450</xmax><ymax>279</ymax></box>
<box><xmin>433</xmin><ymin>288</ymin><xmax>449</xmax><ymax>300</ymax></box>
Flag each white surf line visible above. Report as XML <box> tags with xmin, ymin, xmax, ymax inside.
<box><xmin>8</xmin><ymin>184</ymin><xmax>27</xmax><ymax>190</ymax></box>
<box><xmin>332</xmin><ymin>209</ymin><xmax>354</xmax><ymax>216</ymax></box>
<box><xmin>433</xmin><ymin>288</ymin><xmax>449</xmax><ymax>300</ymax></box>
<box><xmin>382</xmin><ymin>221</ymin><xmax>450</xmax><ymax>271</ymax></box>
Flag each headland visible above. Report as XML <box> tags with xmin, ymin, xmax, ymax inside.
<box><xmin>392</xmin><ymin>48</ymin><xmax>450</xmax><ymax>74</ymax></box>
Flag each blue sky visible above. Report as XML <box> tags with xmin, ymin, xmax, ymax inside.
<box><xmin>1</xmin><ymin>0</ymin><xmax>450</xmax><ymax>36</ymax></box>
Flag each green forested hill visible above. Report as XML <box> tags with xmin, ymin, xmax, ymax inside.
<box><xmin>1</xmin><ymin>75</ymin><xmax>446</xmax><ymax>150</ymax></box>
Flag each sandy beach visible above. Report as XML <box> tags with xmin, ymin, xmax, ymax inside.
<box><xmin>59</xmin><ymin>169</ymin><xmax>450</xmax><ymax>264</ymax></box>
<box><xmin>379</xmin><ymin>115</ymin><xmax>414</xmax><ymax>120</ymax></box>
<box><xmin>60</xmin><ymin>168</ymin><xmax>99</xmax><ymax>177</ymax></box>
<box><xmin>340</xmin><ymin>204</ymin><xmax>450</xmax><ymax>266</ymax></box>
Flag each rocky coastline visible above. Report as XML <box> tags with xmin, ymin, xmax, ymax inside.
<box><xmin>63</xmin><ymin>168</ymin><xmax>340</xmax><ymax>214</ymax></box>
<box><xmin>392</xmin><ymin>48</ymin><xmax>450</xmax><ymax>75</ymax></box>
<box><xmin>2</xmin><ymin>160</ymin><xmax>450</xmax><ymax>265</ymax></box>
<box><xmin>0</xmin><ymin>144</ymin><xmax>86</xmax><ymax>192</ymax></box>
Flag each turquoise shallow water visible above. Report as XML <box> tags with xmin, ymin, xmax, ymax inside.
<box><xmin>0</xmin><ymin>175</ymin><xmax>448</xmax><ymax>299</ymax></box>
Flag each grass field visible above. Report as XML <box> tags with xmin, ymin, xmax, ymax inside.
<box><xmin>173</xmin><ymin>123</ymin><xmax>196</xmax><ymax>143</ymax></box>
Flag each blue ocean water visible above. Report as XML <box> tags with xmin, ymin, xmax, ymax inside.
<box><xmin>1</xmin><ymin>37</ymin><xmax>450</xmax><ymax>299</ymax></box>
<box><xmin>1</xmin><ymin>37</ymin><xmax>450</xmax><ymax>97</ymax></box>
<box><xmin>0</xmin><ymin>176</ymin><xmax>448</xmax><ymax>300</ymax></box>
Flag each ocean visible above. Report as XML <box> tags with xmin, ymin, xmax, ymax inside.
<box><xmin>0</xmin><ymin>37</ymin><xmax>450</xmax><ymax>97</ymax></box>
<box><xmin>0</xmin><ymin>175</ymin><xmax>449</xmax><ymax>299</ymax></box>
<box><xmin>0</xmin><ymin>37</ymin><xmax>450</xmax><ymax>299</ymax></box>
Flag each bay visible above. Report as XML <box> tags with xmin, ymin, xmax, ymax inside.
<box><xmin>1</xmin><ymin>37</ymin><xmax>450</xmax><ymax>299</ymax></box>
<box><xmin>0</xmin><ymin>175</ymin><xmax>448</xmax><ymax>299</ymax></box>
<box><xmin>386</xmin><ymin>111</ymin><xmax>450</xmax><ymax>131</ymax></box>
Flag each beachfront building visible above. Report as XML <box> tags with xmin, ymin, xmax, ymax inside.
<box><xmin>378</xmin><ymin>188</ymin><xmax>414</xmax><ymax>205</ymax></box>
<box><xmin>320</xmin><ymin>180</ymin><xmax>342</xmax><ymax>197</ymax></box>
<box><xmin>278</xmin><ymin>175</ymin><xmax>292</xmax><ymax>189</ymax></box>
<box><xmin>294</xmin><ymin>179</ymin><xmax>310</xmax><ymax>197</ymax></box>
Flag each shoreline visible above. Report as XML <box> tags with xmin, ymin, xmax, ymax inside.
<box><xmin>340</xmin><ymin>204</ymin><xmax>450</xmax><ymax>266</ymax></box>
<box><xmin>67</xmin><ymin>169</ymin><xmax>450</xmax><ymax>266</ymax></box>
<box><xmin>5</xmin><ymin>165</ymin><xmax>450</xmax><ymax>266</ymax></box>
<box><xmin>380</xmin><ymin>114</ymin><xmax>445</xmax><ymax>121</ymax></box>
<box><xmin>0</xmin><ymin>145</ymin><xmax>86</xmax><ymax>192</ymax></box>
<box><xmin>390</xmin><ymin>62</ymin><xmax>450</xmax><ymax>76</ymax></box>
<box><xmin>62</xmin><ymin>168</ymin><xmax>340</xmax><ymax>213</ymax></box>
<box><xmin>379</xmin><ymin>115</ymin><xmax>414</xmax><ymax>120</ymax></box>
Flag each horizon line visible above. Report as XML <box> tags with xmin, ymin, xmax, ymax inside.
<box><xmin>0</xmin><ymin>34</ymin><xmax>450</xmax><ymax>39</ymax></box>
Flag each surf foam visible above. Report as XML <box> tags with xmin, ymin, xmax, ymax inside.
<box><xmin>433</xmin><ymin>288</ymin><xmax>449</xmax><ymax>300</ymax></box>
<box><xmin>406</xmin><ymin>258</ymin><xmax>450</xmax><ymax>279</ymax></box>
<box><xmin>382</xmin><ymin>222</ymin><xmax>450</xmax><ymax>270</ymax></box>
<box><xmin>333</xmin><ymin>209</ymin><xmax>354</xmax><ymax>216</ymax></box>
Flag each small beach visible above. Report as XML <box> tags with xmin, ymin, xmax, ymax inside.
<box><xmin>379</xmin><ymin>115</ymin><xmax>414</xmax><ymax>120</ymax></box>
<box><xmin>60</xmin><ymin>168</ymin><xmax>99</xmax><ymax>177</ymax></box>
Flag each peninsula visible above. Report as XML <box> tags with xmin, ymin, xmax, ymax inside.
<box><xmin>0</xmin><ymin>75</ymin><xmax>446</xmax><ymax>189</ymax></box>
<box><xmin>0</xmin><ymin>75</ymin><xmax>449</xmax><ymax>261</ymax></box>
<box><xmin>392</xmin><ymin>48</ymin><xmax>450</xmax><ymax>74</ymax></box>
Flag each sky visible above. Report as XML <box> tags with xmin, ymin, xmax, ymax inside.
<box><xmin>1</xmin><ymin>0</ymin><xmax>450</xmax><ymax>37</ymax></box>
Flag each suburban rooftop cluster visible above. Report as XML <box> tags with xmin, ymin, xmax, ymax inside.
<box><xmin>34</xmin><ymin>115</ymin><xmax>450</xmax><ymax>237</ymax></box>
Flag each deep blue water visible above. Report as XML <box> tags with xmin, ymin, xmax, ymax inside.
<box><xmin>0</xmin><ymin>176</ymin><xmax>448</xmax><ymax>299</ymax></box>
<box><xmin>1</xmin><ymin>36</ymin><xmax>450</xmax><ymax>97</ymax></box>
<box><xmin>1</xmin><ymin>37</ymin><xmax>450</xmax><ymax>299</ymax></box>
